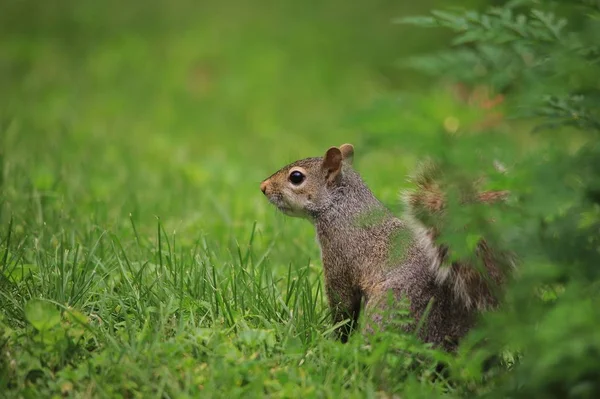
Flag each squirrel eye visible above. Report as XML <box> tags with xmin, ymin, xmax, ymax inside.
<box><xmin>289</xmin><ymin>171</ymin><xmax>305</xmax><ymax>185</ymax></box>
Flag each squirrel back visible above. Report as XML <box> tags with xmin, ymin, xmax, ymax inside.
<box><xmin>260</xmin><ymin>144</ymin><xmax>512</xmax><ymax>349</ymax></box>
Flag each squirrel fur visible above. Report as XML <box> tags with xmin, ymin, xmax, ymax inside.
<box><xmin>260</xmin><ymin>144</ymin><xmax>513</xmax><ymax>350</ymax></box>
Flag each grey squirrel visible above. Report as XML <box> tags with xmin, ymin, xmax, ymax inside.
<box><xmin>260</xmin><ymin>144</ymin><xmax>513</xmax><ymax>350</ymax></box>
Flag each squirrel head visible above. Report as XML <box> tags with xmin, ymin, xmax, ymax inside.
<box><xmin>260</xmin><ymin>144</ymin><xmax>355</xmax><ymax>219</ymax></box>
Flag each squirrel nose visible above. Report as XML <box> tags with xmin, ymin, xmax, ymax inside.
<box><xmin>260</xmin><ymin>180</ymin><xmax>269</xmax><ymax>195</ymax></box>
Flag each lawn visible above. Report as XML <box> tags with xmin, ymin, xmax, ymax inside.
<box><xmin>2</xmin><ymin>0</ymin><xmax>578</xmax><ymax>397</ymax></box>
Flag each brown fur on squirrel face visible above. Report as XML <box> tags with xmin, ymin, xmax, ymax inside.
<box><xmin>260</xmin><ymin>144</ymin><xmax>510</xmax><ymax>350</ymax></box>
<box><xmin>260</xmin><ymin>145</ymin><xmax>355</xmax><ymax>219</ymax></box>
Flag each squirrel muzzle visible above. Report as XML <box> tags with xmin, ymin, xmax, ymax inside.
<box><xmin>260</xmin><ymin>180</ymin><xmax>269</xmax><ymax>195</ymax></box>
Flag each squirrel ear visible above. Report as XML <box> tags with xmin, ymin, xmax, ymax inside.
<box><xmin>339</xmin><ymin>143</ymin><xmax>354</xmax><ymax>165</ymax></box>
<box><xmin>322</xmin><ymin>147</ymin><xmax>343</xmax><ymax>183</ymax></box>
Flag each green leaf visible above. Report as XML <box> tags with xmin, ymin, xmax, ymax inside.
<box><xmin>25</xmin><ymin>300</ymin><xmax>61</xmax><ymax>332</ymax></box>
<box><xmin>466</xmin><ymin>233</ymin><xmax>482</xmax><ymax>252</ymax></box>
<box><xmin>5</xmin><ymin>263</ymin><xmax>38</xmax><ymax>282</ymax></box>
<box><xmin>453</xmin><ymin>30</ymin><xmax>485</xmax><ymax>45</ymax></box>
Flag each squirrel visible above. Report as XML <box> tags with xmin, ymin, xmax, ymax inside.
<box><xmin>260</xmin><ymin>144</ymin><xmax>513</xmax><ymax>351</ymax></box>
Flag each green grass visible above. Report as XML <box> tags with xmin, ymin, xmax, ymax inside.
<box><xmin>0</xmin><ymin>0</ymin><xmax>488</xmax><ymax>397</ymax></box>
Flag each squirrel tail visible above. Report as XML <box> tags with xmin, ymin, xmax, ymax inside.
<box><xmin>401</xmin><ymin>160</ymin><xmax>515</xmax><ymax>310</ymax></box>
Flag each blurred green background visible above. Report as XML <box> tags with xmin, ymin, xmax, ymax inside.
<box><xmin>1</xmin><ymin>0</ymin><xmax>481</xmax><ymax>236</ymax></box>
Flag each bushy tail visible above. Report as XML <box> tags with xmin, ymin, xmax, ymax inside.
<box><xmin>402</xmin><ymin>160</ymin><xmax>515</xmax><ymax>310</ymax></box>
